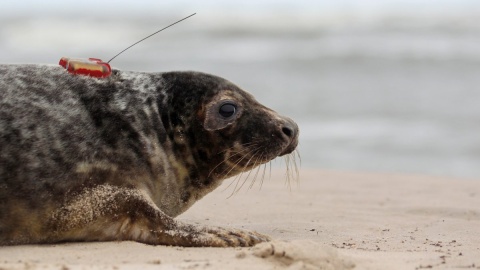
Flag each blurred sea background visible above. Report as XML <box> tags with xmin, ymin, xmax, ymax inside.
<box><xmin>1</xmin><ymin>0</ymin><xmax>479</xmax><ymax>179</ymax></box>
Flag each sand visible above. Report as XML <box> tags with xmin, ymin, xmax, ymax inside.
<box><xmin>0</xmin><ymin>170</ymin><xmax>479</xmax><ymax>270</ymax></box>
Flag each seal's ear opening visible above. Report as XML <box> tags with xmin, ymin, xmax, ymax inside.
<box><xmin>204</xmin><ymin>100</ymin><xmax>241</xmax><ymax>131</ymax></box>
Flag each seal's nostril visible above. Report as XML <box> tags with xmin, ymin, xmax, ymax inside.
<box><xmin>282</xmin><ymin>126</ymin><xmax>293</xmax><ymax>138</ymax></box>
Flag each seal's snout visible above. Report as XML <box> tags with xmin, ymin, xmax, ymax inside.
<box><xmin>281</xmin><ymin>121</ymin><xmax>296</xmax><ymax>139</ymax></box>
<box><xmin>279</xmin><ymin>117</ymin><xmax>299</xmax><ymax>156</ymax></box>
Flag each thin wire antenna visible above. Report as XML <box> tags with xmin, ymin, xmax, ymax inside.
<box><xmin>107</xmin><ymin>13</ymin><xmax>196</xmax><ymax>63</ymax></box>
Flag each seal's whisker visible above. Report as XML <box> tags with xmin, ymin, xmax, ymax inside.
<box><xmin>221</xmin><ymin>147</ymin><xmax>259</xmax><ymax>193</ymax></box>
<box><xmin>215</xmin><ymin>141</ymin><xmax>260</xmax><ymax>155</ymax></box>
<box><xmin>227</xmin><ymin>175</ymin><xmax>242</xmax><ymax>198</ymax></box>
<box><xmin>208</xmin><ymin>144</ymin><xmax>258</xmax><ymax>178</ymax></box>
<box><xmin>220</xmin><ymin>147</ymin><xmax>259</xmax><ymax>192</ymax></box>
<box><xmin>248</xmin><ymin>153</ymin><xmax>264</xmax><ymax>190</ymax></box>
<box><xmin>224</xmin><ymin>162</ymin><xmax>247</xmax><ymax>195</ymax></box>
<box><xmin>295</xmin><ymin>149</ymin><xmax>302</xmax><ymax>167</ymax></box>
<box><xmin>291</xmin><ymin>152</ymin><xmax>300</xmax><ymax>183</ymax></box>
<box><xmin>284</xmin><ymin>155</ymin><xmax>292</xmax><ymax>191</ymax></box>
<box><xmin>259</xmin><ymin>159</ymin><xmax>268</xmax><ymax>190</ymax></box>
<box><xmin>290</xmin><ymin>154</ymin><xmax>298</xmax><ymax>184</ymax></box>
<box><xmin>217</xmin><ymin>139</ymin><xmax>262</xmax><ymax>155</ymax></box>
<box><xmin>232</xmin><ymin>149</ymin><xmax>262</xmax><ymax>196</ymax></box>
<box><xmin>289</xmin><ymin>155</ymin><xmax>293</xmax><ymax>189</ymax></box>
<box><xmin>269</xmin><ymin>159</ymin><xmax>272</xmax><ymax>182</ymax></box>
<box><xmin>227</xmin><ymin>147</ymin><xmax>262</xmax><ymax>197</ymax></box>
<box><xmin>257</xmin><ymin>153</ymin><xmax>268</xmax><ymax>189</ymax></box>
<box><xmin>218</xmin><ymin>144</ymin><xmax>260</xmax><ymax>177</ymax></box>
<box><xmin>219</xmin><ymin>142</ymin><xmax>259</xmax><ymax>157</ymax></box>
<box><xmin>228</xmin><ymin>167</ymin><xmax>248</xmax><ymax>198</ymax></box>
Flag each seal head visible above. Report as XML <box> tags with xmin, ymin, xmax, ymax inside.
<box><xmin>159</xmin><ymin>71</ymin><xmax>298</xmax><ymax>192</ymax></box>
<box><xmin>153</xmin><ymin>71</ymin><xmax>299</xmax><ymax>216</ymax></box>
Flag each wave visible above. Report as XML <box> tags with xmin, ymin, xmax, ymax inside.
<box><xmin>3</xmin><ymin>16</ymin><xmax>480</xmax><ymax>63</ymax></box>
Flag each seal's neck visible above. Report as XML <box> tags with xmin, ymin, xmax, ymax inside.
<box><xmin>145</xmin><ymin>90</ymin><xmax>223</xmax><ymax>217</ymax></box>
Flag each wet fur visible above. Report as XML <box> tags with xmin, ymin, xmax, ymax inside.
<box><xmin>0</xmin><ymin>64</ymin><xmax>298</xmax><ymax>246</ymax></box>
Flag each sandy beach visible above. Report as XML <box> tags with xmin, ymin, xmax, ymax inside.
<box><xmin>2</xmin><ymin>1</ymin><xmax>480</xmax><ymax>269</ymax></box>
<box><xmin>0</xmin><ymin>169</ymin><xmax>479</xmax><ymax>270</ymax></box>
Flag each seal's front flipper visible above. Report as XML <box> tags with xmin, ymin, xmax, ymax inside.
<box><xmin>48</xmin><ymin>184</ymin><xmax>269</xmax><ymax>247</ymax></box>
<box><xmin>160</xmin><ymin>223</ymin><xmax>271</xmax><ymax>247</ymax></box>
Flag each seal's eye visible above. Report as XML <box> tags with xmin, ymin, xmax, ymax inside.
<box><xmin>204</xmin><ymin>100</ymin><xmax>241</xmax><ymax>130</ymax></box>
<box><xmin>219</xmin><ymin>103</ymin><xmax>236</xmax><ymax>118</ymax></box>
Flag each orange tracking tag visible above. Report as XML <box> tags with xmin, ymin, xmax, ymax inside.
<box><xmin>57</xmin><ymin>15</ymin><xmax>196</xmax><ymax>79</ymax></box>
<box><xmin>59</xmin><ymin>57</ymin><xmax>112</xmax><ymax>78</ymax></box>
<box><xmin>58</xmin><ymin>15</ymin><xmax>196</xmax><ymax>78</ymax></box>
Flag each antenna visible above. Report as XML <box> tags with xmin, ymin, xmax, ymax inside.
<box><xmin>107</xmin><ymin>13</ymin><xmax>196</xmax><ymax>63</ymax></box>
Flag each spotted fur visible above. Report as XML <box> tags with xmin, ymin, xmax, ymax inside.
<box><xmin>0</xmin><ymin>64</ymin><xmax>298</xmax><ymax>246</ymax></box>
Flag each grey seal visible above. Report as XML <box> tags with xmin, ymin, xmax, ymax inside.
<box><xmin>0</xmin><ymin>64</ymin><xmax>299</xmax><ymax>247</ymax></box>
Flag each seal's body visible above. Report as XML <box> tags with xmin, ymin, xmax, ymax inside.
<box><xmin>0</xmin><ymin>64</ymin><xmax>298</xmax><ymax>247</ymax></box>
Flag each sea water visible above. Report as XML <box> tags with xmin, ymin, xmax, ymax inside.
<box><xmin>1</xmin><ymin>0</ymin><xmax>479</xmax><ymax>178</ymax></box>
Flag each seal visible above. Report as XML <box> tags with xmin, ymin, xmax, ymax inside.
<box><xmin>0</xmin><ymin>64</ymin><xmax>299</xmax><ymax>247</ymax></box>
